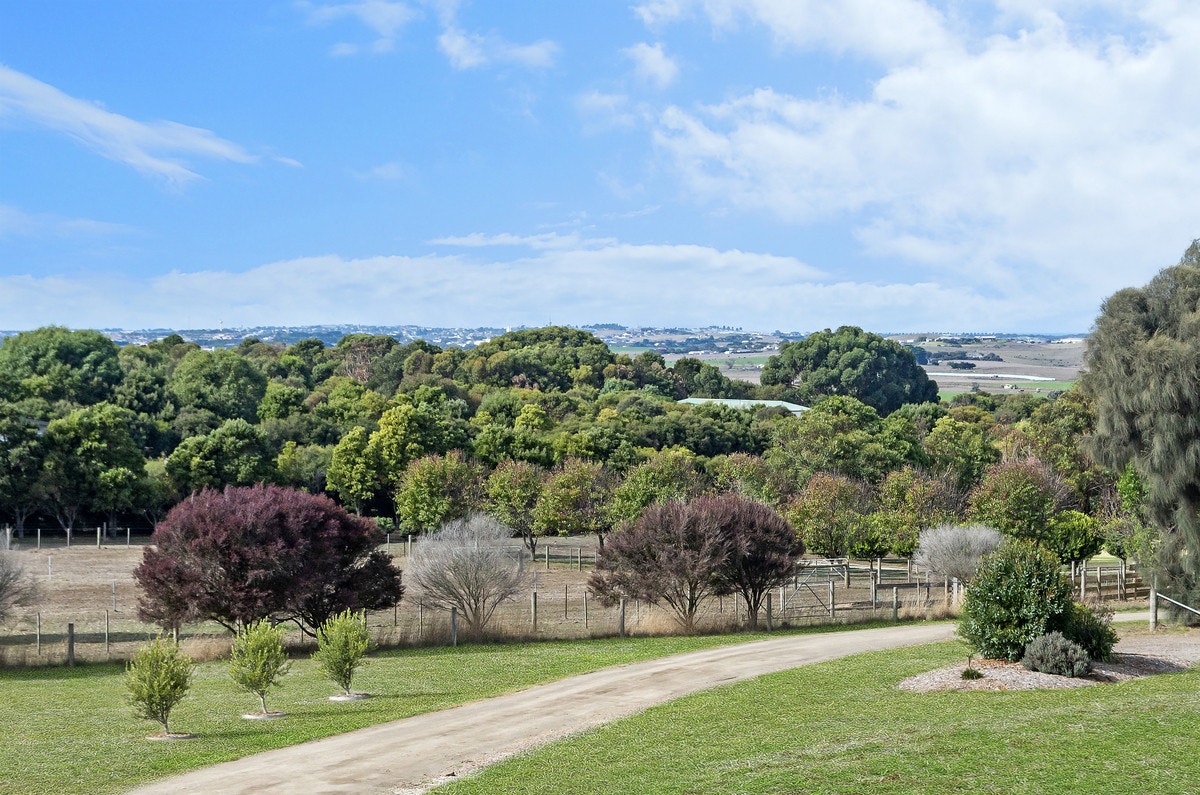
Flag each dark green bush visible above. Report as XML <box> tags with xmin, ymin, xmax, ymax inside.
<box><xmin>1062</xmin><ymin>602</ymin><xmax>1117</xmax><ymax>662</ymax></box>
<box><xmin>958</xmin><ymin>540</ymin><xmax>1074</xmax><ymax>661</ymax></box>
<box><xmin>1021</xmin><ymin>632</ymin><xmax>1091</xmax><ymax>677</ymax></box>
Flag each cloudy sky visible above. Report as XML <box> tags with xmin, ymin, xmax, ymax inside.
<box><xmin>3</xmin><ymin>1</ymin><xmax>1199</xmax><ymax>334</ymax></box>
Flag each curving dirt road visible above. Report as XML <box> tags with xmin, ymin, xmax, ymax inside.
<box><xmin>126</xmin><ymin>623</ymin><xmax>958</xmax><ymax>795</ymax></box>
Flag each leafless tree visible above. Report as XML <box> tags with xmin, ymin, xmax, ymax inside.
<box><xmin>407</xmin><ymin>514</ymin><xmax>527</xmax><ymax>637</ymax></box>
<box><xmin>913</xmin><ymin>523</ymin><xmax>1002</xmax><ymax>584</ymax></box>
<box><xmin>0</xmin><ymin>553</ymin><xmax>37</xmax><ymax>623</ymax></box>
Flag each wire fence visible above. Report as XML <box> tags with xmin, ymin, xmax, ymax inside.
<box><xmin>0</xmin><ymin>539</ymin><xmax>1151</xmax><ymax>667</ymax></box>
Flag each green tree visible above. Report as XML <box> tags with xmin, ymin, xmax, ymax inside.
<box><xmin>785</xmin><ymin>473</ymin><xmax>872</xmax><ymax>559</ymax></box>
<box><xmin>1080</xmin><ymin>240</ymin><xmax>1200</xmax><ymax>606</ymax></box>
<box><xmin>967</xmin><ymin>458</ymin><xmax>1073</xmax><ymax>545</ymax></box>
<box><xmin>533</xmin><ymin>458</ymin><xmax>617</xmax><ymax>546</ymax></box>
<box><xmin>394</xmin><ymin>451</ymin><xmax>482</xmax><ymax>533</ymax></box>
<box><xmin>164</xmin><ymin>418</ymin><xmax>275</xmax><ymax>494</ymax></box>
<box><xmin>923</xmin><ymin>415</ymin><xmax>999</xmax><ymax>492</ymax></box>
<box><xmin>326</xmin><ymin>426</ymin><xmax>379</xmax><ymax>514</ymax></box>
<box><xmin>125</xmin><ymin>635</ymin><xmax>194</xmax><ymax>736</ymax></box>
<box><xmin>607</xmin><ymin>448</ymin><xmax>706</xmax><ymax>525</ymax></box>
<box><xmin>312</xmin><ymin>609</ymin><xmax>373</xmax><ymax>697</ymax></box>
<box><xmin>169</xmin><ymin>348</ymin><xmax>267</xmax><ymax>431</ymax></box>
<box><xmin>0</xmin><ymin>326</ymin><xmax>121</xmax><ymax>405</ymax></box>
<box><xmin>765</xmin><ymin>396</ymin><xmax>903</xmax><ymax>484</ymax></box>
<box><xmin>485</xmin><ymin>460</ymin><xmax>546</xmax><ymax>556</ymax></box>
<box><xmin>875</xmin><ymin>467</ymin><xmax>959</xmax><ymax>557</ymax></box>
<box><xmin>761</xmin><ymin>326</ymin><xmax>938</xmax><ymax>414</ymax></box>
<box><xmin>1045</xmin><ymin>509</ymin><xmax>1104</xmax><ymax>567</ymax></box>
<box><xmin>39</xmin><ymin>403</ymin><xmax>145</xmax><ymax>533</ymax></box>
<box><xmin>229</xmin><ymin>618</ymin><xmax>291</xmax><ymax>715</ymax></box>
<box><xmin>0</xmin><ymin>404</ymin><xmax>47</xmax><ymax>536</ymax></box>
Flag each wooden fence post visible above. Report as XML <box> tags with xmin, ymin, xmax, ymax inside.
<box><xmin>531</xmin><ymin>591</ymin><xmax>538</xmax><ymax>631</ymax></box>
<box><xmin>1150</xmin><ymin>582</ymin><xmax>1158</xmax><ymax>631</ymax></box>
<box><xmin>451</xmin><ymin>607</ymin><xmax>458</xmax><ymax>646</ymax></box>
<box><xmin>126</xmin><ymin>526</ymin><xmax>131</xmax><ymax>547</ymax></box>
<box><xmin>1080</xmin><ymin>565</ymin><xmax>1086</xmax><ymax>600</ymax></box>
<box><xmin>583</xmin><ymin>591</ymin><xmax>589</xmax><ymax>629</ymax></box>
<box><xmin>67</xmin><ymin>623</ymin><xmax>75</xmax><ymax>667</ymax></box>
<box><xmin>765</xmin><ymin>592</ymin><xmax>773</xmax><ymax>631</ymax></box>
<box><xmin>96</xmin><ymin>526</ymin><xmax>101</xmax><ymax>548</ymax></box>
<box><xmin>105</xmin><ymin>610</ymin><xmax>110</xmax><ymax>658</ymax></box>
<box><xmin>892</xmin><ymin>587</ymin><xmax>899</xmax><ymax>622</ymax></box>
<box><xmin>828</xmin><ymin>579</ymin><xmax>835</xmax><ymax>619</ymax></box>
<box><xmin>36</xmin><ymin>612</ymin><xmax>41</xmax><ymax>655</ymax></box>
<box><xmin>619</xmin><ymin>598</ymin><xmax>626</xmax><ymax>638</ymax></box>
<box><xmin>564</xmin><ymin>584</ymin><xmax>568</xmax><ymax>619</ymax></box>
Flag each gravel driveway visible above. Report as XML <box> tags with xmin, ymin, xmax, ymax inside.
<box><xmin>125</xmin><ymin>623</ymin><xmax>957</xmax><ymax>795</ymax></box>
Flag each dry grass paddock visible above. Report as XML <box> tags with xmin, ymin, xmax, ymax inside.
<box><xmin>0</xmin><ymin>532</ymin><xmax>1144</xmax><ymax>666</ymax></box>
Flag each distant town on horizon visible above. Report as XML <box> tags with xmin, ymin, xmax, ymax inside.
<box><xmin>0</xmin><ymin>324</ymin><xmax>1089</xmax><ymax>352</ymax></box>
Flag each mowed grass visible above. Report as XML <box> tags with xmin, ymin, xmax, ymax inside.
<box><xmin>437</xmin><ymin>641</ymin><xmax>1200</xmax><ymax>795</ymax></box>
<box><xmin>1</xmin><ymin>627</ymin><xmax>863</xmax><ymax>795</ymax></box>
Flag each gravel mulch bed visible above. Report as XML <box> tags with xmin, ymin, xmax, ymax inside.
<box><xmin>899</xmin><ymin>629</ymin><xmax>1200</xmax><ymax>693</ymax></box>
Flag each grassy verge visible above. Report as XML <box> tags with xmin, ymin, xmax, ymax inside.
<box><xmin>1</xmin><ymin>624</ymin><xmax>888</xmax><ymax>795</ymax></box>
<box><xmin>437</xmin><ymin>641</ymin><xmax>1200</xmax><ymax>794</ymax></box>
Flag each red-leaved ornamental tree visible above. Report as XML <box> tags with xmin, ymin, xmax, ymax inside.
<box><xmin>135</xmin><ymin>484</ymin><xmax>403</xmax><ymax>635</ymax></box>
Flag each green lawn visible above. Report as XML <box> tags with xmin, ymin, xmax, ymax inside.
<box><xmin>437</xmin><ymin>640</ymin><xmax>1200</xmax><ymax>794</ymax></box>
<box><xmin>1</xmin><ymin>627</ymin><xmax>861</xmax><ymax>795</ymax></box>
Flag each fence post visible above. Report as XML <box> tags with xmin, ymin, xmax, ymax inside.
<box><xmin>3</xmin><ymin>525</ymin><xmax>9</xmax><ymax>551</ymax></box>
<box><xmin>844</xmin><ymin>561</ymin><xmax>850</xmax><ymax>589</ymax></box>
<box><xmin>892</xmin><ymin>587</ymin><xmax>899</xmax><ymax>622</ymax></box>
<box><xmin>67</xmin><ymin>623</ymin><xmax>75</xmax><ymax>667</ymax></box>
<box><xmin>1080</xmin><ymin>565</ymin><xmax>1086</xmax><ymax>600</ymax></box>
<box><xmin>451</xmin><ymin>607</ymin><xmax>458</xmax><ymax>646</ymax></box>
<box><xmin>105</xmin><ymin>610</ymin><xmax>110</xmax><ymax>658</ymax></box>
<box><xmin>407</xmin><ymin>534</ymin><xmax>412</xmax><ymax>558</ymax></box>
<box><xmin>577</xmin><ymin>547</ymin><xmax>582</xmax><ymax>572</ymax></box>
<box><xmin>564</xmin><ymin>584</ymin><xmax>568</xmax><ymax>620</ymax></box>
<box><xmin>112</xmin><ymin>581</ymin><xmax>117</xmax><ymax>612</ymax></box>
<box><xmin>1150</xmin><ymin>580</ymin><xmax>1158</xmax><ymax>631</ymax></box>
<box><xmin>619</xmin><ymin>598</ymin><xmax>626</xmax><ymax>638</ymax></box>
<box><xmin>869</xmin><ymin>570</ymin><xmax>877</xmax><ymax>609</ymax></box>
<box><xmin>583</xmin><ymin>590</ymin><xmax>589</xmax><ymax>629</ymax></box>
<box><xmin>419</xmin><ymin>602</ymin><xmax>424</xmax><ymax>640</ymax></box>
<box><xmin>47</xmin><ymin>556</ymin><xmax>51</xmax><ymax>580</ymax></box>
<box><xmin>66</xmin><ymin>528</ymin><xmax>71</xmax><ymax>548</ymax></box>
<box><xmin>765</xmin><ymin>592</ymin><xmax>773</xmax><ymax>631</ymax></box>
<box><xmin>126</xmin><ymin>526</ymin><xmax>131</xmax><ymax>547</ymax></box>
<box><xmin>545</xmin><ymin>545</ymin><xmax>550</xmax><ymax>571</ymax></box>
<box><xmin>36</xmin><ymin>612</ymin><xmax>41</xmax><ymax>655</ymax></box>
<box><xmin>531</xmin><ymin>591</ymin><xmax>538</xmax><ymax>631</ymax></box>
<box><xmin>37</xmin><ymin>527</ymin><xmax>41</xmax><ymax>550</ymax></box>
<box><xmin>96</xmin><ymin>526</ymin><xmax>101</xmax><ymax>548</ymax></box>
<box><xmin>829</xmin><ymin>579</ymin><xmax>835</xmax><ymax>619</ymax></box>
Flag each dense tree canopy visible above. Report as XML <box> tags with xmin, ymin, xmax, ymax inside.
<box><xmin>761</xmin><ymin>326</ymin><xmax>938</xmax><ymax>414</ymax></box>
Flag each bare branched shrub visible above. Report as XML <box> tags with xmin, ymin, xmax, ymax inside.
<box><xmin>407</xmin><ymin>514</ymin><xmax>527</xmax><ymax>638</ymax></box>
<box><xmin>0</xmin><ymin>553</ymin><xmax>37</xmax><ymax>623</ymax></box>
<box><xmin>913</xmin><ymin>523</ymin><xmax>1002</xmax><ymax>584</ymax></box>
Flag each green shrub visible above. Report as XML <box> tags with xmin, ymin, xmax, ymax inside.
<box><xmin>1062</xmin><ymin>602</ymin><xmax>1118</xmax><ymax>662</ymax></box>
<box><xmin>958</xmin><ymin>540</ymin><xmax>1073</xmax><ymax>661</ymax></box>
<box><xmin>312</xmin><ymin>609</ymin><xmax>374</xmax><ymax>696</ymax></box>
<box><xmin>1022</xmin><ymin>632</ymin><xmax>1091</xmax><ymax>677</ymax></box>
<box><xmin>125</xmin><ymin>635</ymin><xmax>194</xmax><ymax>735</ymax></box>
<box><xmin>229</xmin><ymin>619</ymin><xmax>291</xmax><ymax>715</ymax></box>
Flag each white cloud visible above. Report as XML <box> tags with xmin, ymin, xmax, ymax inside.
<box><xmin>302</xmin><ymin>1</ymin><xmax>417</xmax><ymax>55</ymax></box>
<box><xmin>0</xmin><ymin>65</ymin><xmax>256</xmax><ymax>186</ymax></box>
<box><xmin>634</xmin><ymin>0</ymin><xmax>952</xmax><ymax>63</ymax></box>
<box><xmin>0</xmin><ymin>204</ymin><xmax>136</xmax><ymax>239</ymax></box>
<box><xmin>431</xmin><ymin>0</ymin><xmax>558</xmax><ymax>70</ymax></box>
<box><xmin>575</xmin><ymin>91</ymin><xmax>637</xmax><ymax>132</ymax></box>
<box><xmin>624</xmin><ymin>42</ymin><xmax>680</xmax><ymax>89</ymax></box>
<box><xmin>647</xmin><ymin>4</ymin><xmax>1200</xmax><ymax>321</ymax></box>
<box><xmin>352</xmin><ymin>161</ymin><xmax>409</xmax><ymax>180</ymax></box>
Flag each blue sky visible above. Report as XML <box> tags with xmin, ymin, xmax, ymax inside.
<box><xmin>3</xmin><ymin>1</ymin><xmax>1199</xmax><ymax>334</ymax></box>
